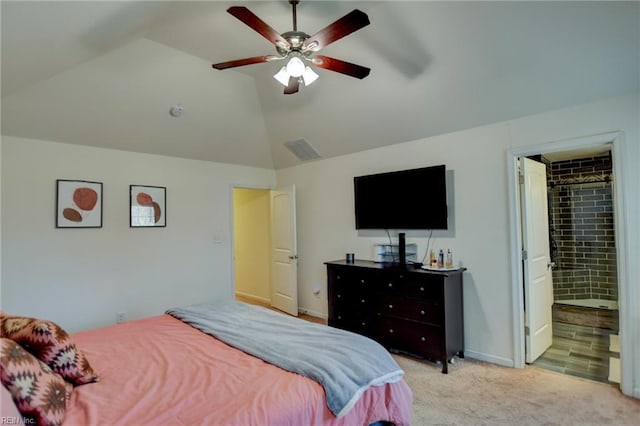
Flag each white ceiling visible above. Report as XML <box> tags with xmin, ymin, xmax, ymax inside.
<box><xmin>2</xmin><ymin>1</ymin><xmax>638</xmax><ymax>169</ymax></box>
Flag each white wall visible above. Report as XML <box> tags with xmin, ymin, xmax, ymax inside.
<box><xmin>276</xmin><ymin>92</ymin><xmax>639</xmax><ymax>391</ymax></box>
<box><xmin>0</xmin><ymin>137</ymin><xmax>2</xmax><ymax>309</ymax></box>
<box><xmin>1</xmin><ymin>137</ymin><xmax>276</xmax><ymax>332</ymax></box>
<box><xmin>278</xmin><ymin>123</ymin><xmax>515</xmax><ymax>362</ymax></box>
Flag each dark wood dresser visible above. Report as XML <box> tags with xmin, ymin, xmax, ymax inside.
<box><xmin>326</xmin><ymin>259</ymin><xmax>464</xmax><ymax>373</ymax></box>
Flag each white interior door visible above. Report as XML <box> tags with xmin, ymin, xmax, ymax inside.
<box><xmin>270</xmin><ymin>185</ymin><xmax>298</xmax><ymax>316</ymax></box>
<box><xmin>521</xmin><ymin>157</ymin><xmax>553</xmax><ymax>363</ymax></box>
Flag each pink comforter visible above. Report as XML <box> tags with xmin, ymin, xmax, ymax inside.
<box><xmin>65</xmin><ymin>315</ymin><xmax>412</xmax><ymax>426</ymax></box>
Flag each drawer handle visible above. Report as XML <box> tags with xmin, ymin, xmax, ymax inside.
<box><xmin>337</xmin><ymin>315</ymin><xmax>342</xmax><ymax>320</ymax></box>
<box><xmin>420</xmin><ymin>310</ymin><xmax>425</xmax><ymax>315</ymax></box>
<box><xmin>337</xmin><ymin>294</ymin><xmax>341</xmax><ymax>298</ymax></box>
<box><xmin>421</xmin><ymin>337</ymin><xmax>426</xmax><ymax>342</ymax></box>
<box><xmin>420</xmin><ymin>287</ymin><xmax>425</xmax><ymax>292</ymax></box>
<box><xmin>389</xmin><ymin>329</ymin><xmax>394</xmax><ymax>334</ymax></box>
<box><xmin>361</xmin><ymin>322</ymin><xmax>366</xmax><ymax>326</ymax></box>
<box><xmin>388</xmin><ymin>304</ymin><xmax>393</xmax><ymax>309</ymax></box>
<box><xmin>337</xmin><ymin>275</ymin><xmax>341</xmax><ymax>280</ymax></box>
<box><xmin>360</xmin><ymin>279</ymin><xmax>365</xmax><ymax>283</ymax></box>
<box><xmin>361</xmin><ymin>299</ymin><xmax>366</xmax><ymax>303</ymax></box>
<box><xmin>388</xmin><ymin>283</ymin><xmax>393</xmax><ymax>287</ymax></box>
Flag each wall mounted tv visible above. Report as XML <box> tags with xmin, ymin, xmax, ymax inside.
<box><xmin>354</xmin><ymin>164</ymin><xmax>448</xmax><ymax>230</ymax></box>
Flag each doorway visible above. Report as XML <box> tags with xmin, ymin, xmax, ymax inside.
<box><xmin>232</xmin><ymin>188</ymin><xmax>271</xmax><ymax>305</ymax></box>
<box><xmin>231</xmin><ymin>186</ymin><xmax>299</xmax><ymax>316</ymax></box>
<box><xmin>508</xmin><ymin>131</ymin><xmax>632</xmax><ymax>395</ymax></box>
<box><xmin>527</xmin><ymin>150</ymin><xmax>620</xmax><ymax>383</ymax></box>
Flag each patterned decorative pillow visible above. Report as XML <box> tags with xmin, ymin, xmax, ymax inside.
<box><xmin>1</xmin><ymin>316</ymin><xmax>98</xmax><ymax>385</ymax></box>
<box><xmin>0</xmin><ymin>338</ymin><xmax>73</xmax><ymax>426</ymax></box>
<box><xmin>1</xmin><ymin>381</ymin><xmax>23</xmax><ymax>420</ymax></box>
<box><xmin>0</xmin><ymin>311</ymin><xmax>7</xmax><ymax>337</ymax></box>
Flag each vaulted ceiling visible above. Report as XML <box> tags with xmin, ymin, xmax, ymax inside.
<box><xmin>2</xmin><ymin>1</ymin><xmax>638</xmax><ymax>169</ymax></box>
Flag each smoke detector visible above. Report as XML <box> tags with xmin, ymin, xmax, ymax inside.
<box><xmin>169</xmin><ymin>105</ymin><xmax>184</xmax><ymax>118</ymax></box>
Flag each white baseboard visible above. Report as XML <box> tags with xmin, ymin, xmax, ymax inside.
<box><xmin>609</xmin><ymin>334</ymin><xmax>620</xmax><ymax>353</ymax></box>
<box><xmin>234</xmin><ymin>291</ymin><xmax>270</xmax><ymax>305</ymax></box>
<box><xmin>608</xmin><ymin>357</ymin><xmax>621</xmax><ymax>383</ymax></box>
<box><xmin>298</xmin><ymin>306</ymin><xmax>327</xmax><ymax>319</ymax></box>
<box><xmin>464</xmin><ymin>350</ymin><xmax>515</xmax><ymax>368</ymax></box>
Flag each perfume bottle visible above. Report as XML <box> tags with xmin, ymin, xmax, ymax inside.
<box><xmin>445</xmin><ymin>249</ymin><xmax>453</xmax><ymax>269</ymax></box>
<box><xmin>437</xmin><ymin>249</ymin><xmax>444</xmax><ymax>269</ymax></box>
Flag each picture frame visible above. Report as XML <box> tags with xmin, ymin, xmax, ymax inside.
<box><xmin>56</xmin><ymin>180</ymin><xmax>103</xmax><ymax>228</ymax></box>
<box><xmin>130</xmin><ymin>185</ymin><xmax>166</xmax><ymax>227</ymax></box>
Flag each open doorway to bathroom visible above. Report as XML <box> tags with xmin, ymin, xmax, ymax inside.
<box><xmin>529</xmin><ymin>149</ymin><xmax>620</xmax><ymax>384</ymax></box>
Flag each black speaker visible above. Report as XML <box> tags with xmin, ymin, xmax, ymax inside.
<box><xmin>398</xmin><ymin>232</ymin><xmax>406</xmax><ymax>266</ymax></box>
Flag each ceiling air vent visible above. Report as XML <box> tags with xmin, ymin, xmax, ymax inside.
<box><xmin>284</xmin><ymin>138</ymin><xmax>322</xmax><ymax>161</ymax></box>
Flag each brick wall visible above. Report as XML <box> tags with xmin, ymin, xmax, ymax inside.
<box><xmin>546</xmin><ymin>154</ymin><xmax>617</xmax><ymax>302</ymax></box>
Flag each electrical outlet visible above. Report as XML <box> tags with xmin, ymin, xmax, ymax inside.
<box><xmin>116</xmin><ymin>312</ymin><xmax>126</xmax><ymax>324</ymax></box>
<box><xmin>313</xmin><ymin>284</ymin><xmax>321</xmax><ymax>296</ymax></box>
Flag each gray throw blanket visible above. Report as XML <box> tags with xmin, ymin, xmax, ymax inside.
<box><xmin>166</xmin><ymin>300</ymin><xmax>404</xmax><ymax>417</ymax></box>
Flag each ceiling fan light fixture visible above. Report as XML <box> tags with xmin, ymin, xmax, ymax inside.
<box><xmin>274</xmin><ymin>66</ymin><xmax>291</xmax><ymax>86</ymax></box>
<box><xmin>286</xmin><ymin>56</ymin><xmax>305</xmax><ymax>77</ymax></box>
<box><xmin>302</xmin><ymin>66</ymin><xmax>319</xmax><ymax>85</ymax></box>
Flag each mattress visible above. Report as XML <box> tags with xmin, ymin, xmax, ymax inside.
<box><xmin>64</xmin><ymin>314</ymin><xmax>412</xmax><ymax>425</ymax></box>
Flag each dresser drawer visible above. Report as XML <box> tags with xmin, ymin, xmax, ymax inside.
<box><xmin>333</xmin><ymin>291</ymin><xmax>377</xmax><ymax>312</ymax></box>
<box><xmin>331</xmin><ymin>268</ymin><xmax>381</xmax><ymax>290</ymax></box>
<box><xmin>378</xmin><ymin>272</ymin><xmax>407</xmax><ymax>295</ymax></box>
<box><xmin>330</xmin><ymin>310</ymin><xmax>378</xmax><ymax>339</ymax></box>
<box><xmin>404</xmin><ymin>276</ymin><xmax>443</xmax><ymax>301</ymax></box>
<box><xmin>380</xmin><ymin>298</ymin><xmax>440</xmax><ymax>325</ymax></box>
<box><xmin>378</xmin><ymin>318</ymin><xmax>442</xmax><ymax>360</ymax></box>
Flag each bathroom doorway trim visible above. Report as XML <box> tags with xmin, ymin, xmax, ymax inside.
<box><xmin>507</xmin><ymin>131</ymin><xmax>636</xmax><ymax>397</ymax></box>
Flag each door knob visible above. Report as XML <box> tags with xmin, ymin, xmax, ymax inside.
<box><xmin>547</xmin><ymin>261</ymin><xmax>556</xmax><ymax>269</ymax></box>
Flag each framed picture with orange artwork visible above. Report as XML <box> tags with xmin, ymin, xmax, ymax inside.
<box><xmin>56</xmin><ymin>180</ymin><xmax>103</xmax><ymax>228</ymax></box>
<box><xmin>130</xmin><ymin>185</ymin><xmax>166</xmax><ymax>227</ymax></box>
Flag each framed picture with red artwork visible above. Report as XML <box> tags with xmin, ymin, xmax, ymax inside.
<box><xmin>130</xmin><ymin>185</ymin><xmax>166</xmax><ymax>227</ymax></box>
<box><xmin>56</xmin><ymin>180</ymin><xmax>103</xmax><ymax>228</ymax></box>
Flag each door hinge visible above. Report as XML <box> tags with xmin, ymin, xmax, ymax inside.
<box><xmin>519</xmin><ymin>174</ymin><xmax>525</xmax><ymax>184</ymax></box>
<box><xmin>524</xmin><ymin>326</ymin><xmax>530</xmax><ymax>336</ymax></box>
<box><xmin>522</xmin><ymin>249</ymin><xmax>528</xmax><ymax>260</ymax></box>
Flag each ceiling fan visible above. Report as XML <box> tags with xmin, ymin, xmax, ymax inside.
<box><xmin>212</xmin><ymin>0</ymin><xmax>371</xmax><ymax>95</ymax></box>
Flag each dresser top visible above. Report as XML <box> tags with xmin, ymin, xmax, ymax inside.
<box><xmin>325</xmin><ymin>259</ymin><xmax>466</xmax><ymax>276</ymax></box>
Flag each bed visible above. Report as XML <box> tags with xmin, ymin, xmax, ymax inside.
<box><xmin>1</xmin><ymin>301</ymin><xmax>412</xmax><ymax>426</ymax></box>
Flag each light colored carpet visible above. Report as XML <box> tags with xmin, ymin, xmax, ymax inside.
<box><xmin>394</xmin><ymin>354</ymin><xmax>640</xmax><ymax>425</ymax></box>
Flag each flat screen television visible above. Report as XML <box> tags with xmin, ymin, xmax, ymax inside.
<box><xmin>354</xmin><ymin>164</ymin><xmax>448</xmax><ymax>230</ymax></box>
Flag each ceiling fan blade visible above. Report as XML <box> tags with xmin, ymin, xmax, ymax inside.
<box><xmin>312</xmin><ymin>55</ymin><xmax>370</xmax><ymax>79</ymax></box>
<box><xmin>212</xmin><ymin>55</ymin><xmax>280</xmax><ymax>70</ymax></box>
<box><xmin>227</xmin><ymin>6</ymin><xmax>291</xmax><ymax>49</ymax></box>
<box><xmin>303</xmin><ymin>9</ymin><xmax>370</xmax><ymax>52</ymax></box>
<box><xmin>284</xmin><ymin>76</ymin><xmax>300</xmax><ymax>95</ymax></box>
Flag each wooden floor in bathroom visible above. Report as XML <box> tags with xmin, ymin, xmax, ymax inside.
<box><xmin>532</xmin><ymin>322</ymin><xmax>618</xmax><ymax>384</ymax></box>
<box><xmin>553</xmin><ymin>304</ymin><xmax>618</xmax><ymax>330</ymax></box>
